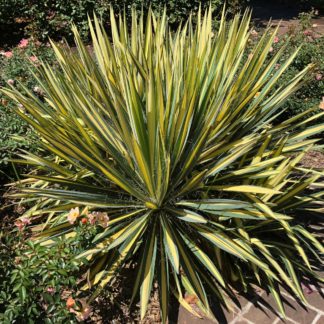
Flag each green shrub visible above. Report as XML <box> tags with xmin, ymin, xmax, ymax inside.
<box><xmin>0</xmin><ymin>0</ymin><xmax>248</xmax><ymax>41</ymax></box>
<box><xmin>273</xmin><ymin>12</ymin><xmax>323</xmax><ymax>123</ymax></box>
<box><xmin>23</xmin><ymin>0</ymin><xmax>110</xmax><ymax>41</ymax></box>
<box><xmin>0</xmin><ymin>40</ymin><xmax>55</xmax><ymax>179</ymax></box>
<box><xmin>0</xmin><ymin>236</ymin><xmax>77</xmax><ymax>323</ymax></box>
<box><xmin>3</xmin><ymin>8</ymin><xmax>324</xmax><ymax>322</ymax></box>
<box><xmin>0</xmin><ymin>105</ymin><xmax>36</xmax><ymax>168</ymax></box>
<box><xmin>0</xmin><ymin>0</ymin><xmax>25</xmax><ymax>25</ymax></box>
<box><xmin>0</xmin><ymin>220</ymin><xmax>96</xmax><ymax>323</ymax></box>
<box><xmin>248</xmin><ymin>11</ymin><xmax>324</xmax><ymax>126</ymax></box>
<box><xmin>279</xmin><ymin>38</ymin><xmax>323</xmax><ymax>121</ymax></box>
<box><xmin>0</xmin><ymin>39</ymin><xmax>55</xmax><ymax>89</ymax></box>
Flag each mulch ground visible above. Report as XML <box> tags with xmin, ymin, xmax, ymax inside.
<box><xmin>300</xmin><ymin>151</ymin><xmax>324</xmax><ymax>169</ymax></box>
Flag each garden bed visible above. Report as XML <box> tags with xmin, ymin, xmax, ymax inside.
<box><xmin>0</xmin><ymin>2</ymin><xmax>323</xmax><ymax>323</ymax></box>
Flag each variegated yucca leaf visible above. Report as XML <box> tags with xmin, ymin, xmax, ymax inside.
<box><xmin>2</xmin><ymin>7</ymin><xmax>324</xmax><ymax>322</ymax></box>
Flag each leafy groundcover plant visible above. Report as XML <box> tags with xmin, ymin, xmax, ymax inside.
<box><xmin>2</xmin><ymin>7</ymin><xmax>324</xmax><ymax>322</ymax></box>
<box><xmin>0</xmin><ymin>38</ymin><xmax>55</xmax><ymax>179</ymax></box>
<box><xmin>0</xmin><ymin>234</ymin><xmax>80</xmax><ymax>323</ymax></box>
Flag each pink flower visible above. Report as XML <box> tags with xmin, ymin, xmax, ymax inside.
<box><xmin>46</xmin><ymin>287</ymin><xmax>55</xmax><ymax>295</ymax></box>
<box><xmin>88</xmin><ymin>212</ymin><xmax>97</xmax><ymax>225</ymax></box>
<box><xmin>97</xmin><ymin>212</ymin><xmax>109</xmax><ymax>228</ymax></box>
<box><xmin>269</xmin><ymin>46</ymin><xmax>274</xmax><ymax>53</ymax></box>
<box><xmin>89</xmin><ymin>211</ymin><xmax>109</xmax><ymax>227</ymax></box>
<box><xmin>303</xmin><ymin>30</ymin><xmax>312</xmax><ymax>36</ymax></box>
<box><xmin>29</xmin><ymin>55</ymin><xmax>38</xmax><ymax>63</ymax></box>
<box><xmin>67</xmin><ymin>207</ymin><xmax>80</xmax><ymax>224</ymax></box>
<box><xmin>315</xmin><ymin>73</ymin><xmax>322</xmax><ymax>81</ymax></box>
<box><xmin>21</xmin><ymin>217</ymin><xmax>31</xmax><ymax>225</ymax></box>
<box><xmin>275</xmin><ymin>63</ymin><xmax>281</xmax><ymax>70</ymax></box>
<box><xmin>14</xmin><ymin>217</ymin><xmax>30</xmax><ymax>231</ymax></box>
<box><xmin>7</xmin><ymin>79</ymin><xmax>15</xmax><ymax>86</ymax></box>
<box><xmin>3</xmin><ymin>51</ymin><xmax>13</xmax><ymax>58</ymax></box>
<box><xmin>14</xmin><ymin>220</ymin><xmax>25</xmax><ymax>231</ymax></box>
<box><xmin>18</xmin><ymin>38</ymin><xmax>29</xmax><ymax>48</ymax></box>
<box><xmin>273</xmin><ymin>36</ymin><xmax>279</xmax><ymax>43</ymax></box>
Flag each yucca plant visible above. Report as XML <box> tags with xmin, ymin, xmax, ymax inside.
<box><xmin>3</xmin><ymin>7</ymin><xmax>324</xmax><ymax>322</ymax></box>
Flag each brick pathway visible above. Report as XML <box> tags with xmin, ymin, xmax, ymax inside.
<box><xmin>177</xmin><ymin>284</ymin><xmax>324</xmax><ymax>324</ymax></box>
<box><xmin>257</xmin><ymin>17</ymin><xmax>324</xmax><ymax>36</ymax></box>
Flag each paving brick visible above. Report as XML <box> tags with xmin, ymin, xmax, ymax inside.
<box><xmin>177</xmin><ymin>307</ymin><xmax>215</xmax><ymax>324</ymax></box>
<box><xmin>232</xmin><ymin>320</ymin><xmax>253</xmax><ymax>324</ymax></box>
<box><xmin>283</xmin><ymin>291</ymin><xmax>324</xmax><ymax>316</ymax></box>
<box><xmin>280</xmin><ymin>293</ymin><xmax>323</xmax><ymax>324</ymax></box>
<box><xmin>283</xmin><ymin>305</ymin><xmax>318</xmax><ymax>324</ymax></box>
<box><xmin>234</xmin><ymin>295</ymin><xmax>257</xmax><ymax>312</ymax></box>
<box><xmin>243</xmin><ymin>306</ymin><xmax>279</xmax><ymax>323</ymax></box>
<box><xmin>177</xmin><ymin>280</ymin><xmax>323</xmax><ymax>324</ymax></box>
<box><xmin>237</xmin><ymin>291</ymin><xmax>322</xmax><ymax>324</ymax></box>
<box><xmin>223</xmin><ymin>295</ymin><xmax>255</xmax><ymax>323</ymax></box>
<box><xmin>238</xmin><ymin>293</ymin><xmax>280</xmax><ymax>323</ymax></box>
